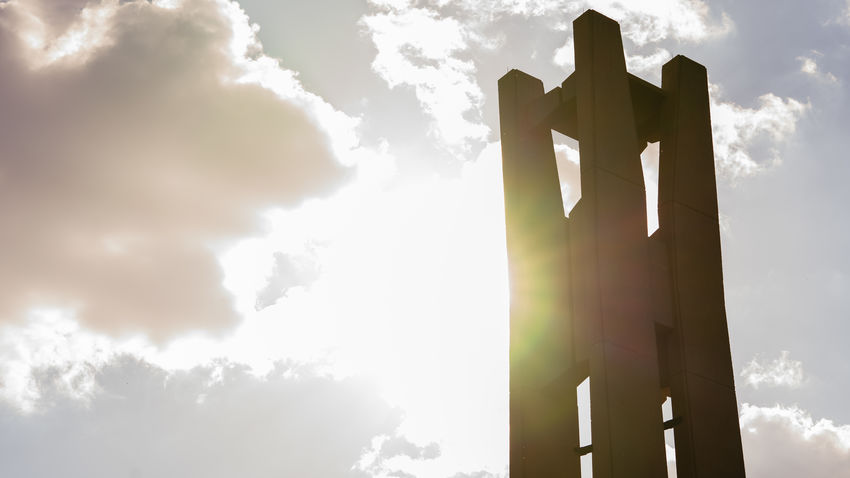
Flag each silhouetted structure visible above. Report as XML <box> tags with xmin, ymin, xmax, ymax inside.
<box><xmin>499</xmin><ymin>10</ymin><xmax>745</xmax><ymax>478</ymax></box>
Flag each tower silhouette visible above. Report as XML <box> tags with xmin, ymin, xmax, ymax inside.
<box><xmin>499</xmin><ymin>10</ymin><xmax>746</xmax><ymax>478</ymax></box>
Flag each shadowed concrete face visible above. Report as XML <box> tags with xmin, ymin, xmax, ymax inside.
<box><xmin>499</xmin><ymin>10</ymin><xmax>745</xmax><ymax>478</ymax></box>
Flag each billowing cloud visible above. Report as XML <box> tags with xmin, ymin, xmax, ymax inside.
<box><xmin>740</xmin><ymin>351</ymin><xmax>805</xmax><ymax>389</ymax></box>
<box><xmin>740</xmin><ymin>403</ymin><xmax>850</xmax><ymax>477</ymax></box>
<box><xmin>0</xmin><ymin>0</ymin><xmax>357</xmax><ymax>339</ymax></box>
<box><xmin>0</xmin><ymin>355</ymin><xmax>401</xmax><ymax>478</ymax></box>
<box><xmin>710</xmin><ymin>86</ymin><xmax>809</xmax><ymax>178</ymax></box>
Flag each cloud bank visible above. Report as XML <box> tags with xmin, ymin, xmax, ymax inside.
<box><xmin>0</xmin><ymin>0</ymin><xmax>354</xmax><ymax>339</ymax></box>
<box><xmin>0</xmin><ymin>356</ymin><xmax>401</xmax><ymax>478</ymax></box>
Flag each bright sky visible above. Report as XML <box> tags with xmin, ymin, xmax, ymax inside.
<box><xmin>1</xmin><ymin>0</ymin><xmax>849</xmax><ymax>477</ymax></box>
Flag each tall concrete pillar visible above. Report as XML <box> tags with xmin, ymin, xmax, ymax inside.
<box><xmin>572</xmin><ymin>11</ymin><xmax>667</xmax><ymax>478</ymax></box>
<box><xmin>658</xmin><ymin>56</ymin><xmax>747</xmax><ymax>478</ymax></box>
<box><xmin>499</xmin><ymin>70</ymin><xmax>580</xmax><ymax>478</ymax></box>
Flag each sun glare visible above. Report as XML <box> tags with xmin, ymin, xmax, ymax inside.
<box><xmin>210</xmin><ymin>150</ymin><xmax>511</xmax><ymax>472</ymax></box>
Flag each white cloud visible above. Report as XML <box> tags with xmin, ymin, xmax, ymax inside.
<box><xmin>361</xmin><ymin>6</ymin><xmax>489</xmax><ymax>150</ymax></box>
<box><xmin>553</xmin><ymin>37</ymin><xmax>575</xmax><ymax>69</ymax></box>
<box><xmin>797</xmin><ymin>54</ymin><xmax>839</xmax><ymax>84</ymax></box>
<box><xmin>552</xmin><ymin>142</ymin><xmax>581</xmax><ymax>214</ymax></box>
<box><xmin>10</xmin><ymin>0</ymin><xmax>118</xmax><ymax>68</ymax></box>
<box><xmin>494</xmin><ymin>0</ymin><xmax>730</xmax><ymax>46</ymax></box>
<box><xmin>457</xmin><ymin>0</ymin><xmax>569</xmax><ymax>17</ymax></box>
<box><xmin>441</xmin><ymin>0</ymin><xmax>730</xmax><ymax>45</ymax></box>
<box><xmin>741</xmin><ymin>403</ymin><xmax>850</xmax><ymax>477</ymax></box>
<box><xmin>626</xmin><ymin>48</ymin><xmax>672</xmax><ymax>74</ymax></box>
<box><xmin>740</xmin><ymin>351</ymin><xmax>805</xmax><ymax>389</ymax></box>
<box><xmin>545</xmin><ymin>0</ymin><xmax>728</xmax><ymax>73</ymax></box>
<box><xmin>710</xmin><ymin>85</ymin><xmax>809</xmax><ymax>178</ymax></box>
<box><xmin>800</xmin><ymin>56</ymin><xmax>819</xmax><ymax>75</ymax></box>
<box><xmin>581</xmin><ymin>0</ymin><xmax>732</xmax><ymax>46</ymax></box>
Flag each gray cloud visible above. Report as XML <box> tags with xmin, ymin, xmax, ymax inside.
<box><xmin>255</xmin><ymin>251</ymin><xmax>321</xmax><ymax>310</ymax></box>
<box><xmin>0</xmin><ymin>0</ymin><xmax>349</xmax><ymax>339</ymax></box>
<box><xmin>0</xmin><ymin>356</ymin><xmax>399</xmax><ymax>478</ymax></box>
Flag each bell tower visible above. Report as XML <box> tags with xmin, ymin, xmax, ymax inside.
<box><xmin>499</xmin><ymin>10</ymin><xmax>746</xmax><ymax>478</ymax></box>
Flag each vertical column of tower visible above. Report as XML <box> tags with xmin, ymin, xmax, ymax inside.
<box><xmin>658</xmin><ymin>56</ymin><xmax>747</xmax><ymax>478</ymax></box>
<box><xmin>571</xmin><ymin>10</ymin><xmax>667</xmax><ymax>478</ymax></box>
<box><xmin>498</xmin><ymin>70</ymin><xmax>580</xmax><ymax>478</ymax></box>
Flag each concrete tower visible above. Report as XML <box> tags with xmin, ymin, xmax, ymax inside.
<box><xmin>499</xmin><ymin>10</ymin><xmax>746</xmax><ymax>478</ymax></box>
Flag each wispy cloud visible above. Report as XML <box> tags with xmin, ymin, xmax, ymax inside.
<box><xmin>740</xmin><ymin>350</ymin><xmax>805</xmax><ymax>389</ymax></box>
<box><xmin>361</xmin><ymin>5</ymin><xmax>489</xmax><ymax>151</ymax></box>
<box><xmin>798</xmin><ymin>53</ymin><xmax>839</xmax><ymax>84</ymax></box>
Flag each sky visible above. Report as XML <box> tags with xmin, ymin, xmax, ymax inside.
<box><xmin>0</xmin><ymin>0</ymin><xmax>849</xmax><ymax>476</ymax></box>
